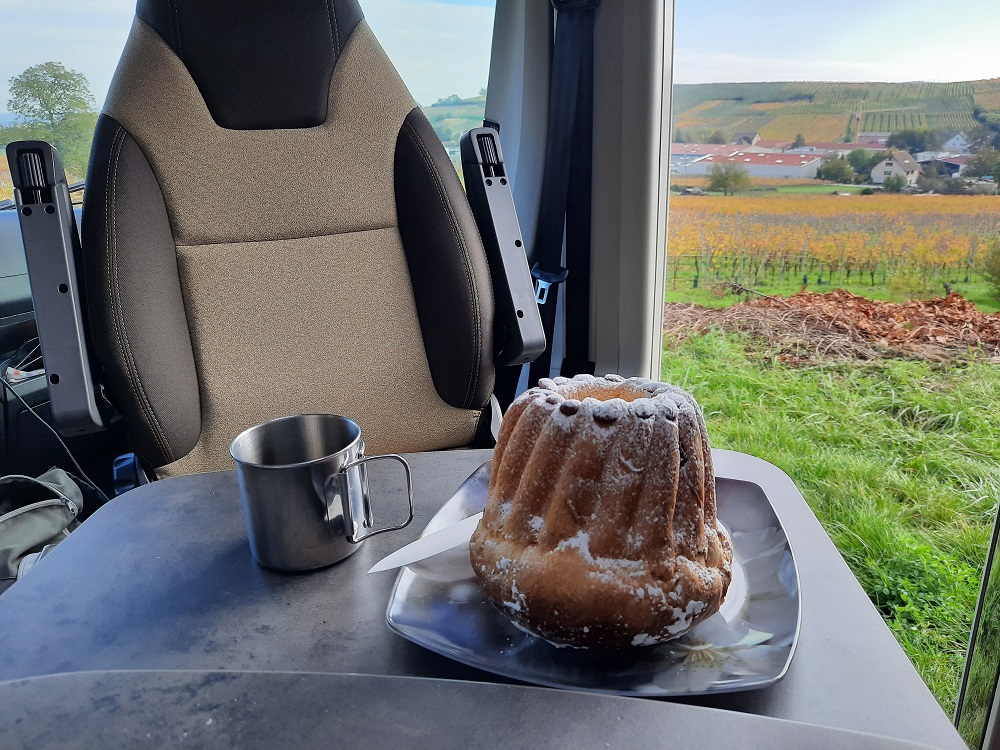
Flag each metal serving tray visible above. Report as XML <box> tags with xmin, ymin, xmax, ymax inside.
<box><xmin>387</xmin><ymin>461</ymin><xmax>800</xmax><ymax>696</ymax></box>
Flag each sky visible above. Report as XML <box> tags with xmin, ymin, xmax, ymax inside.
<box><xmin>3</xmin><ymin>1</ymin><xmax>1000</xmax><ymax>118</ymax></box>
<box><xmin>0</xmin><ymin>0</ymin><xmax>496</xmax><ymax>116</ymax></box>
<box><xmin>674</xmin><ymin>0</ymin><xmax>1000</xmax><ymax>84</ymax></box>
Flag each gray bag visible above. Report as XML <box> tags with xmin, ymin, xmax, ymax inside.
<box><xmin>0</xmin><ymin>468</ymin><xmax>83</xmax><ymax>588</ymax></box>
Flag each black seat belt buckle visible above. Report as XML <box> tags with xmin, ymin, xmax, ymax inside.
<box><xmin>461</xmin><ymin>127</ymin><xmax>546</xmax><ymax>367</ymax></box>
<box><xmin>530</xmin><ymin>263</ymin><xmax>568</xmax><ymax>306</ymax></box>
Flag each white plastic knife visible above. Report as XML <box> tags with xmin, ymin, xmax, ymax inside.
<box><xmin>367</xmin><ymin>512</ymin><xmax>483</xmax><ymax>574</ymax></box>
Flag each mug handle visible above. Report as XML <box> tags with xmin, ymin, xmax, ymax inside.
<box><xmin>338</xmin><ymin>454</ymin><xmax>414</xmax><ymax>544</ymax></box>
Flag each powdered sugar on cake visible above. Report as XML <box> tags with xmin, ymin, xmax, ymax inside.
<box><xmin>469</xmin><ymin>373</ymin><xmax>733</xmax><ymax>648</ymax></box>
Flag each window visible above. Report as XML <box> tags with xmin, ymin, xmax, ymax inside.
<box><xmin>0</xmin><ymin>4</ymin><xmax>133</xmax><ymax>185</ymax></box>
<box><xmin>0</xmin><ymin>2</ymin><xmax>498</xmax><ymax>195</ymax></box>
<box><xmin>884</xmin><ymin>170</ymin><xmax>893</xmax><ymax>175</ymax></box>
<box><xmin>363</xmin><ymin>0</ymin><xmax>497</xmax><ymax>161</ymax></box>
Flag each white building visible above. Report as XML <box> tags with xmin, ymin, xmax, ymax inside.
<box><xmin>870</xmin><ymin>150</ymin><xmax>921</xmax><ymax>186</ymax></box>
<box><xmin>943</xmin><ymin>132</ymin><xmax>971</xmax><ymax>154</ymax></box>
<box><xmin>676</xmin><ymin>151</ymin><xmax>822</xmax><ymax>179</ymax></box>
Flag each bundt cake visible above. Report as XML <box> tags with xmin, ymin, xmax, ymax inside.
<box><xmin>469</xmin><ymin>374</ymin><xmax>733</xmax><ymax>648</ymax></box>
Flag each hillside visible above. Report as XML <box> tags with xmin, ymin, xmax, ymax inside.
<box><xmin>421</xmin><ymin>94</ymin><xmax>486</xmax><ymax>145</ymax></box>
<box><xmin>673</xmin><ymin>79</ymin><xmax>1000</xmax><ymax>143</ymax></box>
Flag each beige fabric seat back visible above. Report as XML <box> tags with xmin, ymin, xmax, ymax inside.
<box><xmin>81</xmin><ymin>0</ymin><xmax>495</xmax><ymax>477</ymax></box>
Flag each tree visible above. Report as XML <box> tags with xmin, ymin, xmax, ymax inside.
<box><xmin>708</xmin><ymin>163</ymin><xmax>751</xmax><ymax>195</ymax></box>
<box><xmin>2</xmin><ymin>62</ymin><xmax>96</xmax><ymax>177</ymax></box>
<box><xmin>964</xmin><ymin>147</ymin><xmax>1000</xmax><ymax>182</ymax></box>
<box><xmin>983</xmin><ymin>236</ymin><xmax>1000</xmax><ymax>303</ymax></box>
<box><xmin>883</xmin><ymin>175</ymin><xmax>907</xmax><ymax>193</ymax></box>
<box><xmin>791</xmin><ymin>133</ymin><xmax>806</xmax><ymax>149</ymax></box>
<box><xmin>432</xmin><ymin>94</ymin><xmax>463</xmax><ymax>107</ymax></box>
<box><xmin>886</xmin><ymin>128</ymin><xmax>942</xmax><ymax>154</ymax></box>
<box><xmin>707</xmin><ymin>130</ymin><xmax>726</xmax><ymax>144</ymax></box>
<box><xmin>965</xmin><ymin>124</ymin><xmax>996</xmax><ymax>152</ymax></box>
<box><xmin>8</xmin><ymin>62</ymin><xmax>94</xmax><ymax>131</ymax></box>
<box><xmin>818</xmin><ymin>156</ymin><xmax>853</xmax><ymax>183</ymax></box>
<box><xmin>847</xmin><ymin>148</ymin><xmax>875</xmax><ymax>173</ymax></box>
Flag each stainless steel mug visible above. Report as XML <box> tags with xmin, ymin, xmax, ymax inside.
<box><xmin>229</xmin><ymin>414</ymin><xmax>413</xmax><ymax>571</ymax></box>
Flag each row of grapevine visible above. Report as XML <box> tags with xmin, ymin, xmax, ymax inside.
<box><xmin>925</xmin><ymin>113</ymin><xmax>981</xmax><ymax>131</ymax></box>
<box><xmin>758</xmin><ymin>115</ymin><xmax>851</xmax><ymax>141</ymax></box>
<box><xmin>667</xmin><ymin>195</ymin><xmax>999</xmax><ymax>289</ymax></box>
<box><xmin>673</xmin><ymin>79</ymin><xmax>989</xmax><ymax>144</ymax></box>
<box><xmin>861</xmin><ymin>112</ymin><xmax>927</xmax><ymax>132</ymax></box>
<box><xmin>971</xmin><ymin>79</ymin><xmax>1000</xmax><ymax>111</ymax></box>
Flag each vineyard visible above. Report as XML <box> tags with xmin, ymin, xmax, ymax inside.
<box><xmin>972</xmin><ymin>78</ymin><xmax>1000</xmax><ymax>112</ymax></box>
<box><xmin>667</xmin><ymin>194</ymin><xmax>1000</xmax><ymax>297</ymax></box>
<box><xmin>758</xmin><ymin>114</ymin><xmax>849</xmax><ymax>141</ymax></box>
<box><xmin>674</xmin><ymin>79</ymin><xmax>999</xmax><ymax>144</ymax></box>
<box><xmin>0</xmin><ymin>164</ymin><xmax>11</xmax><ymax>202</ymax></box>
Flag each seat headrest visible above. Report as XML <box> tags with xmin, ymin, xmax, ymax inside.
<box><xmin>135</xmin><ymin>0</ymin><xmax>363</xmax><ymax>130</ymax></box>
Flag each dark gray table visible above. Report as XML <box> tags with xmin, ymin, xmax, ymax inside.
<box><xmin>0</xmin><ymin>449</ymin><xmax>966</xmax><ymax>749</ymax></box>
<box><xmin>0</xmin><ymin>671</ymin><xmax>941</xmax><ymax>750</ymax></box>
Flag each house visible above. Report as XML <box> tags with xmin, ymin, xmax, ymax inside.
<box><xmin>943</xmin><ymin>132</ymin><xmax>971</xmax><ymax>154</ymax></box>
<box><xmin>676</xmin><ymin>151</ymin><xmax>822</xmax><ymax>179</ymax></box>
<box><xmin>857</xmin><ymin>131</ymin><xmax>892</xmax><ymax>146</ymax></box>
<box><xmin>870</xmin><ymin>150</ymin><xmax>921</xmax><ymax>186</ymax></box>
<box><xmin>731</xmin><ymin>131</ymin><xmax>761</xmax><ymax>146</ymax></box>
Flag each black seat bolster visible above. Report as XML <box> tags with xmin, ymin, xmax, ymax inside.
<box><xmin>394</xmin><ymin>108</ymin><xmax>496</xmax><ymax>411</ymax></box>
<box><xmin>81</xmin><ymin>114</ymin><xmax>202</xmax><ymax>467</ymax></box>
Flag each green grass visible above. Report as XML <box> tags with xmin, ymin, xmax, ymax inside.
<box><xmin>661</xmin><ymin>329</ymin><xmax>1000</xmax><ymax>714</ymax></box>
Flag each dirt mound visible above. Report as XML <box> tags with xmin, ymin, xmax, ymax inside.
<box><xmin>664</xmin><ymin>290</ymin><xmax>1000</xmax><ymax>362</ymax></box>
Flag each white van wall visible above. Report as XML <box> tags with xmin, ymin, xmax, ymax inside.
<box><xmin>485</xmin><ymin>0</ymin><xmax>672</xmax><ymax>387</ymax></box>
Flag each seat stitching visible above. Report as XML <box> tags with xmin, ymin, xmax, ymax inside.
<box><xmin>403</xmin><ymin>120</ymin><xmax>481</xmax><ymax>408</ymax></box>
<box><xmin>169</xmin><ymin>0</ymin><xmax>182</xmax><ymax>60</ymax></box>
<box><xmin>112</xmin><ymin>136</ymin><xmax>173</xmax><ymax>461</ymax></box>
<box><xmin>103</xmin><ymin>127</ymin><xmax>123</xmax><ymax>394</ymax></box>
<box><xmin>324</xmin><ymin>0</ymin><xmax>337</xmax><ymax>57</ymax></box>
<box><xmin>108</xmin><ymin>130</ymin><xmax>168</xmax><ymax>460</ymax></box>
<box><xmin>109</xmin><ymin>133</ymin><xmax>173</xmax><ymax>462</ymax></box>
<box><xmin>175</xmin><ymin>223</ymin><xmax>398</xmax><ymax>249</ymax></box>
<box><xmin>165</xmin><ymin>0</ymin><xmax>175</xmax><ymax>50</ymax></box>
<box><xmin>330</xmin><ymin>0</ymin><xmax>341</xmax><ymax>57</ymax></box>
<box><xmin>105</xmin><ymin>128</ymin><xmax>134</xmax><ymax>431</ymax></box>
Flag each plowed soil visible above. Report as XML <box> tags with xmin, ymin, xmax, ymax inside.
<box><xmin>663</xmin><ymin>289</ymin><xmax>1000</xmax><ymax>362</ymax></box>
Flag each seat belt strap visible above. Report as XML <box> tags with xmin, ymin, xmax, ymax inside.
<box><xmin>526</xmin><ymin>0</ymin><xmax>599</xmax><ymax>388</ymax></box>
<box><xmin>560</xmin><ymin>0</ymin><xmax>596</xmax><ymax>379</ymax></box>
